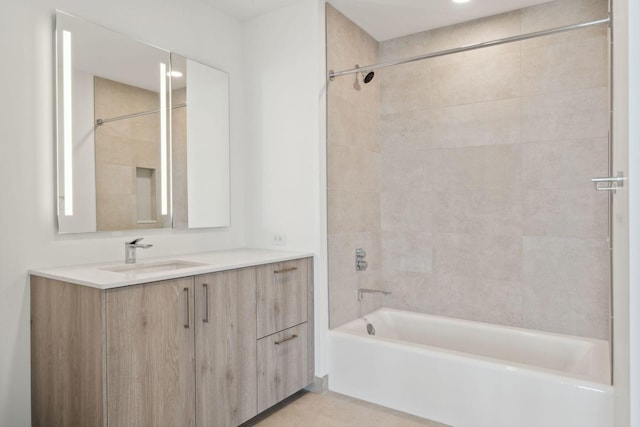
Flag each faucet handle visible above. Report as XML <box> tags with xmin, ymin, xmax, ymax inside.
<box><xmin>127</xmin><ymin>237</ymin><xmax>143</xmax><ymax>245</ymax></box>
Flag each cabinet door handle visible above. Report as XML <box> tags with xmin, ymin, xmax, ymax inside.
<box><xmin>183</xmin><ymin>287</ymin><xmax>190</xmax><ymax>329</ymax></box>
<box><xmin>273</xmin><ymin>266</ymin><xmax>298</xmax><ymax>275</ymax></box>
<box><xmin>202</xmin><ymin>283</ymin><xmax>209</xmax><ymax>323</ymax></box>
<box><xmin>274</xmin><ymin>334</ymin><xmax>298</xmax><ymax>345</ymax></box>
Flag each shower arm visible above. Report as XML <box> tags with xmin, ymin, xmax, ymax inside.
<box><xmin>328</xmin><ymin>16</ymin><xmax>610</xmax><ymax>80</ymax></box>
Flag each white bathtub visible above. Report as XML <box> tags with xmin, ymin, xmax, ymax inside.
<box><xmin>328</xmin><ymin>308</ymin><xmax>613</xmax><ymax>427</ymax></box>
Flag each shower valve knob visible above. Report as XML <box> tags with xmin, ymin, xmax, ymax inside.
<box><xmin>356</xmin><ymin>248</ymin><xmax>368</xmax><ymax>271</ymax></box>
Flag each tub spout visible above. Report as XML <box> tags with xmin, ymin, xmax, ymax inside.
<box><xmin>358</xmin><ymin>288</ymin><xmax>392</xmax><ymax>301</ymax></box>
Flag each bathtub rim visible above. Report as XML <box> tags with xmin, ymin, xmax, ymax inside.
<box><xmin>331</xmin><ymin>307</ymin><xmax>612</xmax><ymax>388</ymax></box>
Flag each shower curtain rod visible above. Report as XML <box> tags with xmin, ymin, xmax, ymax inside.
<box><xmin>96</xmin><ymin>102</ymin><xmax>186</xmax><ymax>126</ymax></box>
<box><xmin>328</xmin><ymin>16</ymin><xmax>610</xmax><ymax>80</ymax></box>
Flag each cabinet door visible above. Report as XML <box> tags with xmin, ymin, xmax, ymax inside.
<box><xmin>106</xmin><ymin>277</ymin><xmax>195</xmax><ymax>427</ymax></box>
<box><xmin>257</xmin><ymin>323</ymin><xmax>308</xmax><ymax>413</ymax></box>
<box><xmin>30</xmin><ymin>277</ymin><xmax>104</xmax><ymax>427</ymax></box>
<box><xmin>257</xmin><ymin>258</ymin><xmax>309</xmax><ymax>338</ymax></box>
<box><xmin>195</xmin><ymin>268</ymin><xmax>257</xmax><ymax>426</ymax></box>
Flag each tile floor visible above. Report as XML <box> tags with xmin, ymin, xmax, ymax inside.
<box><xmin>241</xmin><ymin>391</ymin><xmax>449</xmax><ymax>427</ymax></box>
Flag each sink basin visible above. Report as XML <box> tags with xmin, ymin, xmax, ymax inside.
<box><xmin>102</xmin><ymin>260</ymin><xmax>207</xmax><ymax>275</ymax></box>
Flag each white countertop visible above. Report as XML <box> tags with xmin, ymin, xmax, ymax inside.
<box><xmin>30</xmin><ymin>248</ymin><xmax>313</xmax><ymax>290</ymax></box>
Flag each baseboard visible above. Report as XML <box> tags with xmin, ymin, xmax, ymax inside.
<box><xmin>305</xmin><ymin>375</ymin><xmax>328</xmax><ymax>394</ymax></box>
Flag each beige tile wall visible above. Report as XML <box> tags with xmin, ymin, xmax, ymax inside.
<box><xmin>326</xmin><ymin>4</ymin><xmax>383</xmax><ymax>328</ymax></box>
<box><xmin>378</xmin><ymin>0</ymin><xmax>610</xmax><ymax>339</ymax></box>
<box><xmin>327</xmin><ymin>0</ymin><xmax>610</xmax><ymax>339</ymax></box>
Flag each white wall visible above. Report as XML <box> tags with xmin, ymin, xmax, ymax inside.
<box><xmin>243</xmin><ymin>0</ymin><xmax>328</xmax><ymax>376</ymax></box>
<box><xmin>0</xmin><ymin>1</ymin><xmax>246</xmax><ymax>425</ymax></box>
<box><xmin>612</xmin><ymin>0</ymin><xmax>640</xmax><ymax>424</ymax></box>
<box><xmin>627</xmin><ymin>0</ymin><xmax>640</xmax><ymax>422</ymax></box>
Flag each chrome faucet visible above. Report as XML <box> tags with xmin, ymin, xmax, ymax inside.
<box><xmin>125</xmin><ymin>238</ymin><xmax>153</xmax><ymax>264</ymax></box>
<box><xmin>358</xmin><ymin>288</ymin><xmax>392</xmax><ymax>301</ymax></box>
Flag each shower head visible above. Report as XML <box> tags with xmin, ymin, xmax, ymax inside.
<box><xmin>362</xmin><ymin>70</ymin><xmax>375</xmax><ymax>84</ymax></box>
<box><xmin>354</xmin><ymin>64</ymin><xmax>375</xmax><ymax>85</ymax></box>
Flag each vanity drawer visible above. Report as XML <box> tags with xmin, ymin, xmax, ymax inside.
<box><xmin>256</xmin><ymin>258</ymin><xmax>310</xmax><ymax>338</ymax></box>
<box><xmin>257</xmin><ymin>323</ymin><xmax>308</xmax><ymax>413</ymax></box>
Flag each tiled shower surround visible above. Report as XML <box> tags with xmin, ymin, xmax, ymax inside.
<box><xmin>327</xmin><ymin>4</ymin><xmax>383</xmax><ymax>328</ymax></box>
<box><xmin>327</xmin><ymin>0</ymin><xmax>610</xmax><ymax>339</ymax></box>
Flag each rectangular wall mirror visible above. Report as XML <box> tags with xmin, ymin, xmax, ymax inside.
<box><xmin>55</xmin><ymin>11</ymin><xmax>230</xmax><ymax>234</ymax></box>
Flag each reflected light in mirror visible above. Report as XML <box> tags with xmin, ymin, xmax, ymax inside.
<box><xmin>160</xmin><ymin>62</ymin><xmax>168</xmax><ymax>215</ymax></box>
<box><xmin>63</xmin><ymin>30</ymin><xmax>73</xmax><ymax>215</ymax></box>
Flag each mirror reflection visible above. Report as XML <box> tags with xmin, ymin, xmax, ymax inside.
<box><xmin>171</xmin><ymin>54</ymin><xmax>230</xmax><ymax>229</ymax></box>
<box><xmin>55</xmin><ymin>11</ymin><xmax>230</xmax><ymax>234</ymax></box>
<box><xmin>93</xmin><ymin>69</ymin><xmax>171</xmax><ymax>231</ymax></box>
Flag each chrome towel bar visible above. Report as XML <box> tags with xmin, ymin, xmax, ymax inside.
<box><xmin>592</xmin><ymin>172</ymin><xmax>624</xmax><ymax>193</ymax></box>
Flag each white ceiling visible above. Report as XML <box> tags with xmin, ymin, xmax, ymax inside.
<box><xmin>205</xmin><ymin>0</ymin><xmax>554</xmax><ymax>41</ymax></box>
<box><xmin>204</xmin><ymin>0</ymin><xmax>302</xmax><ymax>21</ymax></box>
<box><xmin>327</xmin><ymin>0</ymin><xmax>554</xmax><ymax>41</ymax></box>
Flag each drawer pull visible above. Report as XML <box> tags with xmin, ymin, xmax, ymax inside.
<box><xmin>274</xmin><ymin>267</ymin><xmax>298</xmax><ymax>275</ymax></box>
<box><xmin>202</xmin><ymin>283</ymin><xmax>209</xmax><ymax>323</ymax></box>
<box><xmin>274</xmin><ymin>334</ymin><xmax>298</xmax><ymax>345</ymax></box>
<box><xmin>183</xmin><ymin>287</ymin><xmax>190</xmax><ymax>329</ymax></box>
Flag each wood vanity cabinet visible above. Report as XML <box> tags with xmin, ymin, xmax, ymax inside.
<box><xmin>256</xmin><ymin>258</ymin><xmax>314</xmax><ymax>412</ymax></box>
<box><xmin>31</xmin><ymin>278</ymin><xmax>105</xmax><ymax>427</ymax></box>
<box><xmin>31</xmin><ymin>256</ymin><xmax>313</xmax><ymax>427</ymax></box>
<box><xmin>106</xmin><ymin>276</ymin><xmax>196</xmax><ymax>427</ymax></box>
<box><xmin>31</xmin><ymin>276</ymin><xmax>199</xmax><ymax>427</ymax></box>
<box><xmin>194</xmin><ymin>268</ymin><xmax>257</xmax><ymax>426</ymax></box>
